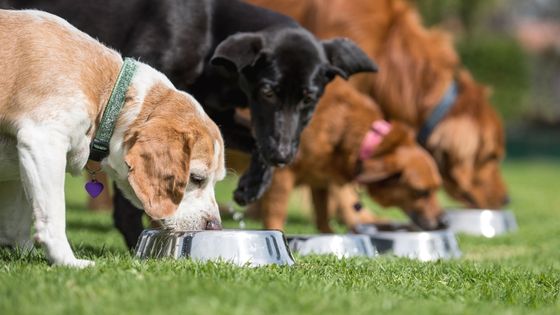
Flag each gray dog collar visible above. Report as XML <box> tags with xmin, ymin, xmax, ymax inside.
<box><xmin>89</xmin><ymin>58</ymin><xmax>138</xmax><ymax>162</ymax></box>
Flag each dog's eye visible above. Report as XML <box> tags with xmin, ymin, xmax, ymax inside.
<box><xmin>481</xmin><ymin>153</ymin><xmax>499</xmax><ymax>164</ymax></box>
<box><xmin>301</xmin><ymin>87</ymin><xmax>318</xmax><ymax>106</ymax></box>
<box><xmin>189</xmin><ymin>174</ymin><xmax>207</xmax><ymax>187</ymax></box>
<box><xmin>260</xmin><ymin>84</ymin><xmax>275</xmax><ymax>99</ymax></box>
<box><xmin>413</xmin><ymin>190</ymin><xmax>431</xmax><ymax>198</ymax></box>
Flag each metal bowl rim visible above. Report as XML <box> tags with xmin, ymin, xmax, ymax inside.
<box><xmin>287</xmin><ymin>234</ymin><xmax>374</xmax><ymax>240</ymax></box>
<box><xmin>444</xmin><ymin>209</ymin><xmax>514</xmax><ymax>214</ymax></box>
<box><xmin>140</xmin><ymin>228</ymin><xmax>287</xmax><ymax>236</ymax></box>
<box><xmin>371</xmin><ymin>229</ymin><xmax>456</xmax><ymax>238</ymax></box>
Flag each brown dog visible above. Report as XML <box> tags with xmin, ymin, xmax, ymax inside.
<box><xmin>249</xmin><ymin>0</ymin><xmax>509</xmax><ymax>210</ymax></box>
<box><xmin>252</xmin><ymin>79</ymin><xmax>443</xmax><ymax>232</ymax></box>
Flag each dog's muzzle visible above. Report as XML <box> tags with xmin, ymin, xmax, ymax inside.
<box><xmin>260</xmin><ymin>137</ymin><xmax>298</xmax><ymax>165</ymax></box>
<box><xmin>205</xmin><ymin>219</ymin><xmax>222</xmax><ymax>230</ymax></box>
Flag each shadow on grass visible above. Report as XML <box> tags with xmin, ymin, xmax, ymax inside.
<box><xmin>67</xmin><ymin>220</ymin><xmax>114</xmax><ymax>233</ymax></box>
<box><xmin>65</xmin><ymin>202</ymin><xmax>90</xmax><ymax>212</ymax></box>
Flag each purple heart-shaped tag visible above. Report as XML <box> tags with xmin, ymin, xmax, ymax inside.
<box><xmin>85</xmin><ymin>180</ymin><xmax>104</xmax><ymax>198</ymax></box>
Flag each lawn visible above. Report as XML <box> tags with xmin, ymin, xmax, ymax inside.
<box><xmin>1</xmin><ymin>159</ymin><xmax>559</xmax><ymax>315</ymax></box>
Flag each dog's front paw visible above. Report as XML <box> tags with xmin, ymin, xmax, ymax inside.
<box><xmin>234</xmin><ymin>169</ymin><xmax>273</xmax><ymax>206</ymax></box>
<box><xmin>233</xmin><ymin>177</ymin><xmax>263</xmax><ymax>206</ymax></box>
<box><xmin>55</xmin><ymin>258</ymin><xmax>95</xmax><ymax>268</ymax></box>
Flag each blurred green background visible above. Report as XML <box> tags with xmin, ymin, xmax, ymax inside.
<box><xmin>419</xmin><ymin>0</ymin><xmax>530</xmax><ymax>120</ymax></box>
<box><xmin>416</xmin><ymin>0</ymin><xmax>560</xmax><ymax>158</ymax></box>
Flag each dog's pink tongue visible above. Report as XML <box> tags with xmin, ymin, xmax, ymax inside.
<box><xmin>85</xmin><ymin>180</ymin><xmax>104</xmax><ymax>198</ymax></box>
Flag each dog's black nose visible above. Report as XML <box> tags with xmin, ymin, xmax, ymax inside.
<box><xmin>205</xmin><ymin>219</ymin><xmax>222</xmax><ymax>230</ymax></box>
<box><xmin>268</xmin><ymin>149</ymin><xmax>294</xmax><ymax>165</ymax></box>
<box><xmin>276</xmin><ymin>145</ymin><xmax>293</xmax><ymax>162</ymax></box>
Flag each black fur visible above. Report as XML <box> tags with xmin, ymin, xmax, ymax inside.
<box><xmin>2</xmin><ymin>0</ymin><xmax>377</xmax><ymax>248</ymax></box>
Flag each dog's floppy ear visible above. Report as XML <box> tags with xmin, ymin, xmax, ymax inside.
<box><xmin>356</xmin><ymin>157</ymin><xmax>400</xmax><ymax>183</ymax></box>
<box><xmin>322</xmin><ymin>38</ymin><xmax>378</xmax><ymax>79</ymax></box>
<box><xmin>125</xmin><ymin>122</ymin><xmax>193</xmax><ymax>220</ymax></box>
<box><xmin>372</xmin><ymin>122</ymin><xmax>415</xmax><ymax>156</ymax></box>
<box><xmin>211</xmin><ymin>33</ymin><xmax>266</xmax><ymax>74</ymax></box>
<box><xmin>401</xmin><ymin>149</ymin><xmax>442</xmax><ymax>191</ymax></box>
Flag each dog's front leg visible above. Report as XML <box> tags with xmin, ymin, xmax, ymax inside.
<box><xmin>259</xmin><ymin>168</ymin><xmax>296</xmax><ymax>230</ymax></box>
<box><xmin>311</xmin><ymin>187</ymin><xmax>334</xmax><ymax>233</ymax></box>
<box><xmin>17</xmin><ymin>129</ymin><xmax>93</xmax><ymax>267</ymax></box>
<box><xmin>233</xmin><ymin>151</ymin><xmax>273</xmax><ymax>206</ymax></box>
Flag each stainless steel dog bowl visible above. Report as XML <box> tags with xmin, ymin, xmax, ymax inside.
<box><xmin>444</xmin><ymin>209</ymin><xmax>518</xmax><ymax>237</ymax></box>
<box><xmin>135</xmin><ymin>229</ymin><xmax>295</xmax><ymax>267</ymax></box>
<box><xmin>286</xmin><ymin>234</ymin><xmax>378</xmax><ymax>258</ymax></box>
<box><xmin>354</xmin><ymin>223</ymin><xmax>461</xmax><ymax>261</ymax></box>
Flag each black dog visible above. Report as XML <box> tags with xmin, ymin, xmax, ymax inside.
<box><xmin>4</xmin><ymin>0</ymin><xmax>377</xmax><ymax>248</ymax></box>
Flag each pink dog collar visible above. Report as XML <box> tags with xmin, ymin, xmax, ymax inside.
<box><xmin>359</xmin><ymin>120</ymin><xmax>392</xmax><ymax>160</ymax></box>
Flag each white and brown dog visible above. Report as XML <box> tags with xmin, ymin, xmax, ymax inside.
<box><xmin>0</xmin><ymin>10</ymin><xmax>225</xmax><ymax>267</ymax></box>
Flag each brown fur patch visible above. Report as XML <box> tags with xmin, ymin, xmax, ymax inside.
<box><xmin>0</xmin><ymin>10</ymin><xmax>121</xmax><ymax>128</ymax></box>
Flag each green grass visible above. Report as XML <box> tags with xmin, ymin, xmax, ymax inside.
<box><xmin>1</xmin><ymin>159</ymin><xmax>560</xmax><ymax>315</ymax></box>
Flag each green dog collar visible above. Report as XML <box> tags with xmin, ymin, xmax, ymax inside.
<box><xmin>89</xmin><ymin>58</ymin><xmax>138</xmax><ymax>162</ymax></box>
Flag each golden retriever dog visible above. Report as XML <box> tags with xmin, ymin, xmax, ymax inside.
<box><xmin>249</xmin><ymin>0</ymin><xmax>509</xmax><ymax>210</ymax></box>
